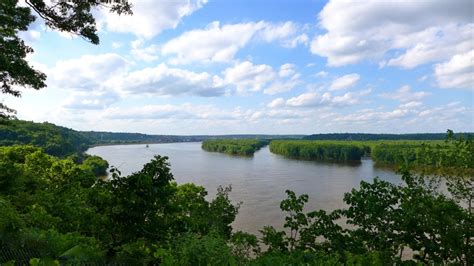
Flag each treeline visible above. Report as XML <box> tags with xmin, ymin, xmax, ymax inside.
<box><xmin>0</xmin><ymin>119</ymin><xmax>92</xmax><ymax>157</ymax></box>
<box><xmin>303</xmin><ymin>132</ymin><xmax>473</xmax><ymax>141</ymax></box>
<box><xmin>269</xmin><ymin>137</ymin><xmax>474</xmax><ymax>173</ymax></box>
<box><xmin>82</xmin><ymin>131</ymin><xmax>198</xmax><ymax>144</ymax></box>
<box><xmin>372</xmin><ymin>137</ymin><xmax>474</xmax><ymax>171</ymax></box>
<box><xmin>0</xmin><ymin>119</ymin><xmax>303</xmax><ymax>157</ymax></box>
<box><xmin>1</xmin><ymin>135</ymin><xmax>472</xmax><ymax>264</ymax></box>
<box><xmin>202</xmin><ymin>139</ymin><xmax>270</xmax><ymax>156</ymax></box>
<box><xmin>270</xmin><ymin>140</ymin><xmax>365</xmax><ymax>162</ymax></box>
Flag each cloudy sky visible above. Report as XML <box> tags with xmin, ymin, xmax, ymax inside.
<box><xmin>6</xmin><ymin>0</ymin><xmax>473</xmax><ymax>134</ymax></box>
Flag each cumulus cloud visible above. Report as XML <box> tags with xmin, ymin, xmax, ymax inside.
<box><xmin>162</xmin><ymin>20</ymin><xmax>305</xmax><ymax>64</ymax></box>
<box><xmin>62</xmin><ymin>91</ymin><xmax>120</xmax><ymax>110</ymax></box>
<box><xmin>98</xmin><ymin>0</ymin><xmax>207</xmax><ymax>39</ymax></box>
<box><xmin>267</xmin><ymin>98</ymin><xmax>285</xmax><ymax>108</ymax></box>
<box><xmin>282</xmin><ymin>34</ymin><xmax>309</xmax><ymax>48</ymax></box>
<box><xmin>259</xmin><ymin>21</ymin><xmax>299</xmax><ymax>42</ymax></box>
<box><xmin>47</xmin><ymin>53</ymin><xmax>129</xmax><ymax>90</ymax></box>
<box><xmin>109</xmin><ymin>63</ymin><xmax>226</xmax><ymax>97</ymax></box>
<box><xmin>380</xmin><ymin>85</ymin><xmax>431</xmax><ymax>102</ymax></box>
<box><xmin>223</xmin><ymin>61</ymin><xmax>276</xmax><ymax>94</ymax></box>
<box><xmin>386</xmin><ymin>24</ymin><xmax>472</xmax><ymax>69</ymax></box>
<box><xmin>311</xmin><ymin>0</ymin><xmax>472</xmax><ymax>68</ymax></box>
<box><xmin>434</xmin><ymin>50</ymin><xmax>473</xmax><ymax>90</ymax></box>
<box><xmin>222</xmin><ymin>61</ymin><xmax>301</xmax><ymax>95</ymax></box>
<box><xmin>329</xmin><ymin>73</ymin><xmax>360</xmax><ymax>90</ymax></box>
<box><xmin>264</xmin><ymin>77</ymin><xmax>301</xmax><ymax>95</ymax></box>
<box><xmin>286</xmin><ymin>92</ymin><xmax>351</xmax><ymax>107</ymax></box>
<box><xmin>130</xmin><ymin>39</ymin><xmax>159</xmax><ymax>62</ymax></box>
<box><xmin>278</xmin><ymin>63</ymin><xmax>296</xmax><ymax>78</ymax></box>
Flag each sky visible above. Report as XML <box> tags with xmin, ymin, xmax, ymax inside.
<box><xmin>5</xmin><ymin>0</ymin><xmax>474</xmax><ymax>135</ymax></box>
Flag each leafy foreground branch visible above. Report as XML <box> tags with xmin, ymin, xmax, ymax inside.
<box><xmin>1</xmin><ymin>133</ymin><xmax>473</xmax><ymax>265</ymax></box>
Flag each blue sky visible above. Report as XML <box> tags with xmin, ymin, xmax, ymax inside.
<box><xmin>6</xmin><ymin>0</ymin><xmax>473</xmax><ymax>134</ymax></box>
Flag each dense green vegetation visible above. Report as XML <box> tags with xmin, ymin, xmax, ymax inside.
<box><xmin>269</xmin><ymin>138</ymin><xmax>474</xmax><ymax>175</ymax></box>
<box><xmin>303</xmin><ymin>132</ymin><xmax>473</xmax><ymax>141</ymax></box>
<box><xmin>1</xmin><ymin>132</ymin><xmax>472</xmax><ymax>264</ymax></box>
<box><xmin>371</xmin><ymin>139</ymin><xmax>474</xmax><ymax>170</ymax></box>
<box><xmin>270</xmin><ymin>140</ymin><xmax>366</xmax><ymax>162</ymax></box>
<box><xmin>0</xmin><ymin>145</ymin><xmax>240</xmax><ymax>265</ymax></box>
<box><xmin>0</xmin><ymin>119</ymin><xmax>93</xmax><ymax>157</ymax></box>
<box><xmin>202</xmin><ymin>139</ymin><xmax>270</xmax><ymax>156</ymax></box>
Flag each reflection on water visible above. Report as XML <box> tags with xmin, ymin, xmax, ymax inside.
<box><xmin>87</xmin><ymin>142</ymin><xmax>401</xmax><ymax>234</ymax></box>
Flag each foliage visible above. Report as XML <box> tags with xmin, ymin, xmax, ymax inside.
<box><xmin>0</xmin><ymin>0</ymin><xmax>131</xmax><ymax>117</ymax></box>
<box><xmin>303</xmin><ymin>132</ymin><xmax>473</xmax><ymax>141</ymax></box>
<box><xmin>270</xmin><ymin>140</ymin><xmax>365</xmax><ymax>162</ymax></box>
<box><xmin>202</xmin><ymin>139</ymin><xmax>270</xmax><ymax>156</ymax></box>
<box><xmin>1</xmin><ymin>131</ymin><xmax>472</xmax><ymax>264</ymax></box>
<box><xmin>0</xmin><ymin>119</ymin><xmax>92</xmax><ymax>156</ymax></box>
<box><xmin>371</xmin><ymin>134</ymin><xmax>474</xmax><ymax>174</ymax></box>
<box><xmin>0</xmin><ymin>145</ymin><xmax>240</xmax><ymax>264</ymax></box>
<box><xmin>258</xmin><ymin>172</ymin><xmax>472</xmax><ymax>264</ymax></box>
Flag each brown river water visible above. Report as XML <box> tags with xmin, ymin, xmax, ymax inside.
<box><xmin>87</xmin><ymin>142</ymin><xmax>401</xmax><ymax>234</ymax></box>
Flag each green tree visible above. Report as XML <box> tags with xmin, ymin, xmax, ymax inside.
<box><xmin>0</xmin><ymin>0</ymin><xmax>132</xmax><ymax>118</ymax></box>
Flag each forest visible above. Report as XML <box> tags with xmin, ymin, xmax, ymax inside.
<box><xmin>0</xmin><ymin>132</ymin><xmax>472</xmax><ymax>264</ymax></box>
<box><xmin>269</xmin><ymin>140</ymin><xmax>366</xmax><ymax>162</ymax></box>
<box><xmin>202</xmin><ymin>139</ymin><xmax>270</xmax><ymax>156</ymax></box>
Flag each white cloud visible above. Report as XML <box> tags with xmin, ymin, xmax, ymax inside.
<box><xmin>62</xmin><ymin>91</ymin><xmax>119</xmax><ymax>110</ymax></box>
<box><xmin>278</xmin><ymin>63</ymin><xmax>296</xmax><ymax>78</ymax></box>
<box><xmin>162</xmin><ymin>21</ymin><xmax>264</xmax><ymax>64</ymax></box>
<box><xmin>330</xmin><ymin>73</ymin><xmax>360</xmax><ymax>90</ymax></box>
<box><xmin>98</xmin><ymin>0</ymin><xmax>207</xmax><ymax>39</ymax></box>
<box><xmin>315</xmin><ymin>71</ymin><xmax>328</xmax><ymax>77</ymax></box>
<box><xmin>222</xmin><ymin>61</ymin><xmax>301</xmax><ymax>95</ymax></box>
<box><xmin>329</xmin><ymin>101</ymin><xmax>472</xmax><ymax>133</ymax></box>
<box><xmin>286</xmin><ymin>88</ymin><xmax>370</xmax><ymax>108</ymax></box>
<box><xmin>311</xmin><ymin>0</ymin><xmax>472</xmax><ymax>67</ymax></box>
<box><xmin>259</xmin><ymin>21</ymin><xmax>298</xmax><ymax>42</ymax></box>
<box><xmin>47</xmin><ymin>53</ymin><xmax>129</xmax><ymax>90</ymax></box>
<box><xmin>102</xmin><ymin>103</ymin><xmax>257</xmax><ymax>121</ymax></box>
<box><xmin>380</xmin><ymin>85</ymin><xmax>431</xmax><ymax>102</ymax></box>
<box><xmin>264</xmin><ymin>77</ymin><xmax>301</xmax><ymax>95</ymax></box>
<box><xmin>286</xmin><ymin>92</ymin><xmax>320</xmax><ymax>107</ymax></box>
<box><xmin>386</xmin><ymin>24</ymin><xmax>472</xmax><ymax>69</ymax></box>
<box><xmin>267</xmin><ymin>98</ymin><xmax>285</xmax><ymax>108</ymax></box>
<box><xmin>282</xmin><ymin>34</ymin><xmax>309</xmax><ymax>48</ymax></box>
<box><xmin>399</xmin><ymin>101</ymin><xmax>423</xmax><ymax>109</ymax></box>
<box><xmin>162</xmin><ymin>20</ymin><xmax>305</xmax><ymax>64</ymax></box>
<box><xmin>434</xmin><ymin>50</ymin><xmax>474</xmax><ymax>90</ymax></box>
<box><xmin>223</xmin><ymin>61</ymin><xmax>276</xmax><ymax>94</ymax></box>
<box><xmin>110</xmin><ymin>63</ymin><xmax>225</xmax><ymax>97</ymax></box>
<box><xmin>130</xmin><ymin>39</ymin><xmax>159</xmax><ymax>62</ymax></box>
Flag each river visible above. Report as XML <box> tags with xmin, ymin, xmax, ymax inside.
<box><xmin>87</xmin><ymin>142</ymin><xmax>401</xmax><ymax>234</ymax></box>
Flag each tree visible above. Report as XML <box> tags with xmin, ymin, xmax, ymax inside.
<box><xmin>0</xmin><ymin>0</ymin><xmax>132</xmax><ymax>118</ymax></box>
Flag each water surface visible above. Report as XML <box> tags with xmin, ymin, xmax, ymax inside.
<box><xmin>87</xmin><ymin>142</ymin><xmax>400</xmax><ymax>234</ymax></box>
